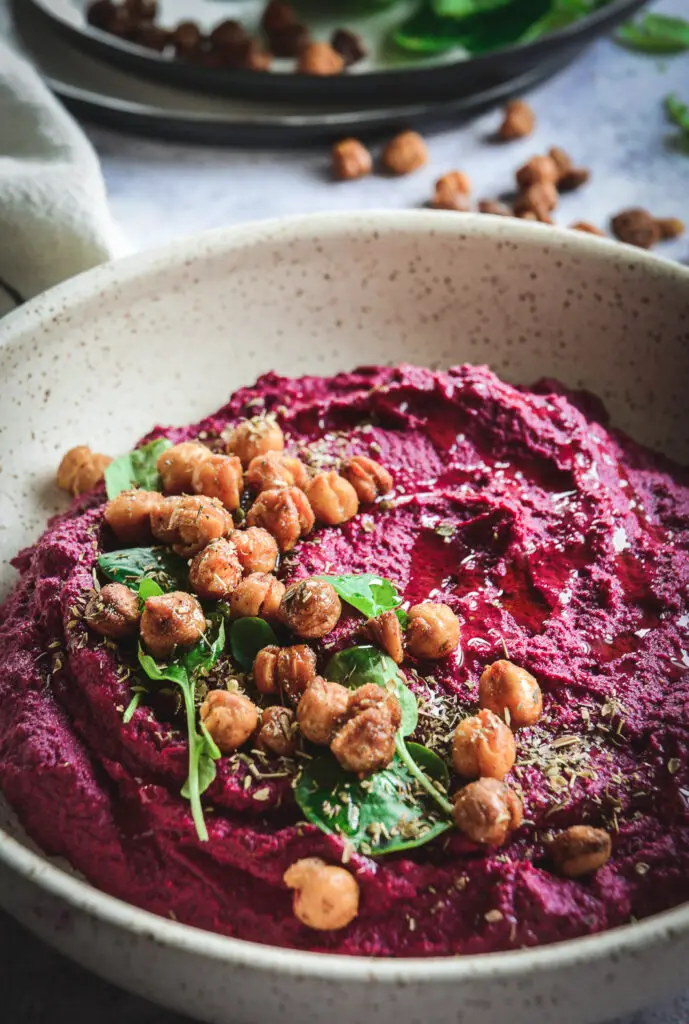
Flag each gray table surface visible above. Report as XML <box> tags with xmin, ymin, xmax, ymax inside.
<box><xmin>2</xmin><ymin>1</ymin><xmax>689</xmax><ymax>1020</ymax></box>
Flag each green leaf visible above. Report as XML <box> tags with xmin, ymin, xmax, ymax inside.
<box><xmin>395</xmin><ymin>0</ymin><xmax>552</xmax><ymax>55</ymax></box>
<box><xmin>122</xmin><ymin>691</ymin><xmax>141</xmax><ymax>724</ymax></box>
<box><xmin>105</xmin><ymin>437</ymin><xmax>172</xmax><ymax>499</ymax></box>
<box><xmin>617</xmin><ymin>14</ymin><xmax>689</xmax><ymax>53</ymax></box>
<box><xmin>432</xmin><ymin>0</ymin><xmax>515</xmax><ymax>17</ymax></box>
<box><xmin>519</xmin><ymin>0</ymin><xmax>594</xmax><ymax>42</ymax></box>
<box><xmin>317</xmin><ymin>573</ymin><xmax>406</xmax><ymax>620</ymax></box>
<box><xmin>325</xmin><ymin>645</ymin><xmax>418</xmax><ymax>736</ymax></box>
<box><xmin>98</xmin><ymin>546</ymin><xmax>189</xmax><ymax>593</ymax></box>
<box><xmin>200</xmin><ymin>720</ymin><xmax>222</xmax><ymax>761</ymax></box>
<box><xmin>666</xmin><ymin>93</ymin><xmax>689</xmax><ymax>133</ymax></box>
<box><xmin>229</xmin><ymin>617</ymin><xmax>278</xmax><ymax>670</ymax></box>
<box><xmin>294</xmin><ymin>751</ymin><xmax>452</xmax><ymax>855</ymax></box>
<box><xmin>405</xmin><ymin>741</ymin><xmax>451</xmax><ymax>789</ymax></box>
<box><xmin>138</xmin><ymin>646</ymin><xmax>188</xmax><ymax>687</ymax></box>
<box><xmin>184</xmin><ymin>618</ymin><xmax>226</xmax><ymax>677</ymax></box>
<box><xmin>138</xmin><ymin>577</ymin><xmax>164</xmax><ymax>604</ymax></box>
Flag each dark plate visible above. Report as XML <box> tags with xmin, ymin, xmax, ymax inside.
<box><xmin>27</xmin><ymin>0</ymin><xmax>648</xmax><ymax>105</ymax></box>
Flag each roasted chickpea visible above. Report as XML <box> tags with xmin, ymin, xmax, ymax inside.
<box><xmin>151</xmin><ymin>495</ymin><xmax>232</xmax><ymax>557</ymax></box>
<box><xmin>331</xmin><ymin>138</ymin><xmax>373</xmax><ymax>181</ymax></box>
<box><xmin>478</xmin><ymin>659</ymin><xmax>543</xmax><ymax>730</ymax></box>
<box><xmin>72</xmin><ymin>453</ymin><xmax>112</xmax><ymax>495</ymax></box>
<box><xmin>284</xmin><ymin>858</ymin><xmax>359</xmax><ymax>931</ymax></box>
<box><xmin>549</xmin><ymin>825</ymin><xmax>612</xmax><ymax>878</ymax></box>
<box><xmin>200</xmin><ymin>690</ymin><xmax>258</xmax><ymax>754</ymax></box>
<box><xmin>297</xmin><ymin>41</ymin><xmax>344</xmax><ymax>75</ymax></box>
<box><xmin>189</xmin><ymin>538</ymin><xmax>243</xmax><ymax>601</ymax></box>
<box><xmin>452</xmin><ymin>778</ymin><xmax>523</xmax><ymax>847</ymax></box>
<box><xmin>515</xmin><ymin>155</ymin><xmax>559</xmax><ymax>190</ymax></box>
<box><xmin>305</xmin><ymin>471</ymin><xmax>359</xmax><ymax>526</ymax></box>
<box><xmin>226</xmin><ymin>416</ymin><xmax>284</xmax><ymax>468</ymax></box>
<box><xmin>104</xmin><ymin>489</ymin><xmax>162</xmax><ymax>545</ymax></box>
<box><xmin>297</xmin><ymin>676</ymin><xmax>349</xmax><ymax>745</ymax></box>
<box><xmin>497</xmin><ymin>99</ymin><xmax>535</xmax><ymax>141</ymax></box>
<box><xmin>346</xmin><ymin>683</ymin><xmax>402</xmax><ymax>731</ymax></box>
<box><xmin>452</xmin><ymin>709</ymin><xmax>516</xmax><ymax>781</ymax></box>
<box><xmin>380</xmin><ymin>131</ymin><xmax>428</xmax><ymax>176</ymax></box>
<box><xmin>406</xmin><ymin>602</ymin><xmax>460</xmax><ymax>660</ymax></box>
<box><xmin>84</xmin><ymin>583</ymin><xmax>140</xmax><ymax>639</ymax></box>
<box><xmin>366</xmin><ymin>610</ymin><xmax>404</xmax><ymax>664</ymax></box>
<box><xmin>331</xmin><ymin>705</ymin><xmax>397</xmax><ymax>776</ymax></box>
<box><xmin>256</xmin><ymin>705</ymin><xmax>298</xmax><ymax>757</ymax></box>
<box><xmin>229</xmin><ymin>527</ymin><xmax>279</xmax><ymax>574</ymax></box>
<box><xmin>254</xmin><ymin>643</ymin><xmax>317</xmax><ymax>699</ymax></box>
<box><xmin>341</xmin><ymin>455</ymin><xmax>393</xmax><ymax>504</ymax></box>
<box><xmin>191</xmin><ymin>453</ymin><xmax>243</xmax><ymax>512</ymax></box>
<box><xmin>156</xmin><ymin>441</ymin><xmax>210</xmax><ymax>494</ymax></box>
<box><xmin>227</xmin><ymin>572</ymin><xmax>285</xmax><ymax>621</ymax></box>
<box><xmin>57</xmin><ymin>445</ymin><xmax>92</xmax><ymax>492</ymax></box>
<box><xmin>247</xmin><ymin>486</ymin><xmax>315</xmax><ymax>552</ymax></box>
<box><xmin>280</xmin><ymin>579</ymin><xmax>341</xmax><ymax>639</ymax></box>
<box><xmin>140</xmin><ymin>591</ymin><xmax>206</xmax><ymax>660</ymax></box>
<box><xmin>245</xmin><ymin>452</ymin><xmax>309</xmax><ymax>493</ymax></box>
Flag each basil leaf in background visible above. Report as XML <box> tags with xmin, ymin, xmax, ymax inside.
<box><xmin>617</xmin><ymin>14</ymin><xmax>689</xmax><ymax>53</ymax></box>
<box><xmin>325</xmin><ymin>645</ymin><xmax>418</xmax><ymax>736</ymax></box>
<box><xmin>666</xmin><ymin>93</ymin><xmax>689</xmax><ymax>137</ymax></box>
<box><xmin>138</xmin><ymin>577</ymin><xmax>164</xmax><ymax>604</ymax></box>
<box><xmin>229</xmin><ymin>617</ymin><xmax>278</xmax><ymax>671</ymax></box>
<box><xmin>294</xmin><ymin>752</ymin><xmax>453</xmax><ymax>856</ymax></box>
<box><xmin>105</xmin><ymin>437</ymin><xmax>172</xmax><ymax>499</ymax></box>
<box><xmin>98</xmin><ymin>546</ymin><xmax>189</xmax><ymax>593</ymax></box>
<box><xmin>318</xmin><ymin>573</ymin><xmax>406</xmax><ymax>620</ymax></box>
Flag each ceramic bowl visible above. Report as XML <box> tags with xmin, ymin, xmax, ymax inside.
<box><xmin>0</xmin><ymin>212</ymin><xmax>688</xmax><ymax>1024</ymax></box>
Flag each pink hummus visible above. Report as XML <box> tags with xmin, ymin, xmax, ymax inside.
<box><xmin>1</xmin><ymin>364</ymin><xmax>688</xmax><ymax>956</ymax></box>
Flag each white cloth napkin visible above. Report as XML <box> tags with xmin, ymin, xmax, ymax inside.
<box><xmin>0</xmin><ymin>40</ymin><xmax>120</xmax><ymax>316</ymax></box>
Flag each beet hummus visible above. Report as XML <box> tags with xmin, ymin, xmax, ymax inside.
<box><xmin>1</xmin><ymin>363</ymin><xmax>689</xmax><ymax>957</ymax></box>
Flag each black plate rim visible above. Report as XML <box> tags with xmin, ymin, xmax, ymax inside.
<box><xmin>26</xmin><ymin>0</ymin><xmax>649</xmax><ymax>104</ymax></box>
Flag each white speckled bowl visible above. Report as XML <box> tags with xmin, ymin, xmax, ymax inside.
<box><xmin>1</xmin><ymin>212</ymin><xmax>688</xmax><ymax>1024</ymax></box>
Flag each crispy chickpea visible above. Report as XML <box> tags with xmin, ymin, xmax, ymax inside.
<box><xmin>331</xmin><ymin>705</ymin><xmax>397</xmax><ymax>775</ymax></box>
<box><xmin>229</xmin><ymin>527</ymin><xmax>279</xmax><ymax>574</ymax></box>
<box><xmin>478</xmin><ymin>659</ymin><xmax>543</xmax><ymax>730</ymax></box>
<box><xmin>380</xmin><ymin>131</ymin><xmax>428</xmax><ymax>175</ymax></box>
<box><xmin>256</xmin><ymin>705</ymin><xmax>298</xmax><ymax>757</ymax></box>
<box><xmin>571</xmin><ymin>221</ymin><xmax>606</xmax><ymax>237</ymax></box>
<box><xmin>191</xmin><ymin>453</ymin><xmax>243</xmax><ymax>512</ymax></box>
<box><xmin>140</xmin><ymin>591</ymin><xmax>206</xmax><ymax>660</ymax></box>
<box><xmin>341</xmin><ymin>455</ymin><xmax>393</xmax><ymax>504</ymax></box>
<box><xmin>611</xmin><ymin>208</ymin><xmax>661</xmax><ymax>249</ymax></box>
<box><xmin>429</xmin><ymin>185</ymin><xmax>471</xmax><ymax>213</ymax></box>
<box><xmin>331</xmin><ymin>138</ymin><xmax>373</xmax><ymax>181</ymax></box>
<box><xmin>478</xmin><ymin>199</ymin><xmax>512</xmax><ymax>217</ymax></box>
<box><xmin>200</xmin><ymin>690</ymin><xmax>258</xmax><ymax>754</ymax></box>
<box><xmin>57</xmin><ymin>445</ymin><xmax>92</xmax><ymax>492</ymax></box>
<box><xmin>452</xmin><ymin>709</ymin><xmax>516</xmax><ymax>781</ymax></box>
<box><xmin>297</xmin><ymin>41</ymin><xmax>344</xmax><ymax>75</ymax></box>
<box><xmin>346</xmin><ymin>683</ymin><xmax>402</xmax><ymax>731</ymax></box>
<box><xmin>406</xmin><ymin>602</ymin><xmax>461</xmax><ymax>660</ymax></box>
<box><xmin>280</xmin><ymin>579</ymin><xmax>341</xmax><ymax>639</ymax></box>
<box><xmin>436</xmin><ymin>170</ymin><xmax>471</xmax><ymax>195</ymax></box>
<box><xmin>254</xmin><ymin>643</ymin><xmax>317</xmax><ymax>699</ymax></box>
<box><xmin>452</xmin><ymin>778</ymin><xmax>523</xmax><ymax>846</ymax></box>
<box><xmin>549</xmin><ymin>825</ymin><xmax>612</xmax><ymax>878</ymax></box>
<box><xmin>366</xmin><ymin>610</ymin><xmax>404</xmax><ymax>664</ymax></box>
<box><xmin>515</xmin><ymin>155</ymin><xmax>559</xmax><ymax>190</ymax></box>
<box><xmin>228</xmin><ymin>572</ymin><xmax>285</xmax><ymax>621</ymax></box>
<box><xmin>514</xmin><ymin>181</ymin><xmax>559</xmax><ymax>222</ymax></box>
<box><xmin>305</xmin><ymin>471</ymin><xmax>359</xmax><ymax>526</ymax></box>
<box><xmin>497</xmin><ymin>99</ymin><xmax>535</xmax><ymax>141</ymax></box>
<box><xmin>245</xmin><ymin>451</ymin><xmax>309</xmax><ymax>493</ymax></box>
<box><xmin>247</xmin><ymin>486</ymin><xmax>315</xmax><ymax>552</ymax></box>
<box><xmin>72</xmin><ymin>453</ymin><xmax>112</xmax><ymax>495</ymax></box>
<box><xmin>151</xmin><ymin>495</ymin><xmax>232</xmax><ymax>557</ymax></box>
<box><xmin>284</xmin><ymin>858</ymin><xmax>359</xmax><ymax>931</ymax></box>
<box><xmin>297</xmin><ymin>676</ymin><xmax>349</xmax><ymax>745</ymax></box>
<box><xmin>84</xmin><ymin>583</ymin><xmax>140</xmax><ymax>639</ymax></box>
<box><xmin>189</xmin><ymin>538</ymin><xmax>243</xmax><ymax>601</ymax></box>
<box><xmin>225</xmin><ymin>416</ymin><xmax>284</xmax><ymax>468</ymax></box>
<box><xmin>104</xmin><ymin>489</ymin><xmax>161</xmax><ymax>545</ymax></box>
<box><xmin>157</xmin><ymin>441</ymin><xmax>210</xmax><ymax>494</ymax></box>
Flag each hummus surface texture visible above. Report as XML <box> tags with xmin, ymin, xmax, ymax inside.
<box><xmin>1</xmin><ymin>364</ymin><xmax>688</xmax><ymax>956</ymax></box>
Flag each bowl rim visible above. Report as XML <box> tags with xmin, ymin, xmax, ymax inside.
<box><xmin>2</xmin><ymin>209</ymin><xmax>689</xmax><ymax>980</ymax></box>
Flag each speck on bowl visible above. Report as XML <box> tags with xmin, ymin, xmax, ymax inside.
<box><xmin>0</xmin><ymin>212</ymin><xmax>688</xmax><ymax>1024</ymax></box>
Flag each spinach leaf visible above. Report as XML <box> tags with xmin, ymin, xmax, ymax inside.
<box><xmin>395</xmin><ymin>0</ymin><xmax>552</xmax><ymax>55</ymax></box>
<box><xmin>317</xmin><ymin>573</ymin><xmax>406</xmax><ymax>620</ymax></box>
<box><xmin>405</xmin><ymin>741</ymin><xmax>450</xmax><ymax>789</ymax></box>
<box><xmin>294</xmin><ymin>749</ymin><xmax>453</xmax><ymax>855</ymax></box>
<box><xmin>433</xmin><ymin>0</ymin><xmax>515</xmax><ymax>17</ymax></box>
<box><xmin>617</xmin><ymin>14</ymin><xmax>689</xmax><ymax>53</ymax></box>
<box><xmin>98</xmin><ymin>546</ymin><xmax>189</xmax><ymax>593</ymax></box>
<box><xmin>229</xmin><ymin>617</ymin><xmax>278</xmax><ymax>670</ymax></box>
<box><xmin>325</xmin><ymin>645</ymin><xmax>418</xmax><ymax>736</ymax></box>
<box><xmin>137</xmin><ymin>616</ymin><xmax>226</xmax><ymax>842</ymax></box>
<box><xmin>138</xmin><ymin>577</ymin><xmax>164</xmax><ymax>604</ymax></box>
<box><xmin>105</xmin><ymin>437</ymin><xmax>172</xmax><ymax>499</ymax></box>
<box><xmin>519</xmin><ymin>0</ymin><xmax>595</xmax><ymax>42</ymax></box>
